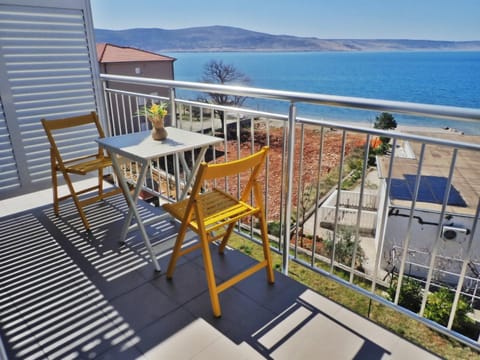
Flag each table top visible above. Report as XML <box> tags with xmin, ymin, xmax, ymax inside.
<box><xmin>97</xmin><ymin>127</ymin><xmax>223</xmax><ymax>162</ymax></box>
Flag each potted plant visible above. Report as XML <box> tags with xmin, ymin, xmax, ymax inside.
<box><xmin>136</xmin><ymin>102</ymin><xmax>168</xmax><ymax>140</ymax></box>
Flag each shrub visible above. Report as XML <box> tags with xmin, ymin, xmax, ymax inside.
<box><xmin>341</xmin><ymin>168</ymin><xmax>362</xmax><ymax>190</ymax></box>
<box><xmin>268</xmin><ymin>221</ymin><xmax>281</xmax><ymax>237</ymax></box>
<box><xmin>425</xmin><ymin>287</ymin><xmax>478</xmax><ymax>339</ymax></box>
<box><xmin>387</xmin><ymin>277</ymin><xmax>423</xmax><ymax>313</ymax></box>
<box><xmin>324</xmin><ymin>228</ymin><xmax>365</xmax><ymax>270</ymax></box>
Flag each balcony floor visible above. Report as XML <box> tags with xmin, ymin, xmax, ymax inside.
<box><xmin>0</xmin><ymin>185</ymin><xmax>441</xmax><ymax>359</ymax></box>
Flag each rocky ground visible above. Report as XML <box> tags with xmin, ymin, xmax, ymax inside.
<box><xmin>216</xmin><ymin>124</ymin><xmax>366</xmax><ymax>222</ymax></box>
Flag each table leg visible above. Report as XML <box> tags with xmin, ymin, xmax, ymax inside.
<box><xmin>178</xmin><ymin>146</ymin><xmax>209</xmax><ymax>200</ymax></box>
<box><xmin>118</xmin><ymin>160</ymin><xmax>147</xmax><ymax>241</ymax></box>
<box><xmin>110</xmin><ymin>155</ymin><xmax>161</xmax><ymax>272</ymax></box>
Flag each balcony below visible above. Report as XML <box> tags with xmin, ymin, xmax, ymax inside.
<box><xmin>0</xmin><ymin>181</ymin><xmax>442</xmax><ymax>359</ymax></box>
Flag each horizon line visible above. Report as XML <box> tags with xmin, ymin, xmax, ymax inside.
<box><xmin>94</xmin><ymin>25</ymin><xmax>480</xmax><ymax>43</ymax></box>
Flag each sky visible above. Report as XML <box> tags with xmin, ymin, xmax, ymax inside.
<box><xmin>90</xmin><ymin>0</ymin><xmax>480</xmax><ymax>41</ymax></box>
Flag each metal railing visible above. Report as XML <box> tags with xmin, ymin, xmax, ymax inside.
<box><xmin>100</xmin><ymin>73</ymin><xmax>480</xmax><ymax>350</ymax></box>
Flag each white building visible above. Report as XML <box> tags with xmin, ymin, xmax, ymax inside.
<box><xmin>378</xmin><ymin>131</ymin><xmax>480</xmax><ymax>289</ymax></box>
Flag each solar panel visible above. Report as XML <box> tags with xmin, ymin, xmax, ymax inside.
<box><xmin>390</xmin><ymin>179</ymin><xmax>412</xmax><ymax>200</ymax></box>
<box><xmin>390</xmin><ymin>175</ymin><xmax>467</xmax><ymax>207</ymax></box>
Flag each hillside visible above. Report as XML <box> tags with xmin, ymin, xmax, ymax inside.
<box><xmin>94</xmin><ymin>25</ymin><xmax>480</xmax><ymax>52</ymax></box>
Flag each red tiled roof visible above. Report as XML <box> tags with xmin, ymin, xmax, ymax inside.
<box><xmin>96</xmin><ymin>43</ymin><xmax>176</xmax><ymax>63</ymax></box>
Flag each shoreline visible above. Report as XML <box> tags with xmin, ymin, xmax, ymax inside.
<box><xmin>261</xmin><ymin>117</ymin><xmax>478</xmax><ymax>137</ymax></box>
<box><xmin>320</xmin><ymin>119</ymin><xmax>475</xmax><ymax>136</ymax></box>
<box><xmin>396</xmin><ymin>124</ymin><xmax>469</xmax><ymax>134</ymax></box>
<box><xmin>310</xmin><ymin>118</ymin><xmax>478</xmax><ymax>137</ymax></box>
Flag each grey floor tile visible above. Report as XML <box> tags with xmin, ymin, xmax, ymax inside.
<box><xmin>234</xmin><ymin>268</ymin><xmax>305</xmax><ymax>314</ymax></box>
<box><xmin>135</xmin><ymin>307</ymin><xmax>198</xmax><ymax>359</ymax></box>
<box><xmin>150</xmin><ymin>260</ymin><xmax>209</xmax><ymax>306</ymax></box>
<box><xmin>96</xmin><ymin>345</ymin><xmax>146</xmax><ymax>360</ymax></box>
<box><xmin>108</xmin><ymin>283</ymin><xmax>180</xmax><ymax>330</ymax></box>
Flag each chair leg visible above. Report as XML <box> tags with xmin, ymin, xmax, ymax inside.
<box><xmin>259</xmin><ymin>213</ymin><xmax>275</xmax><ymax>284</ymax></box>
<box><xmin>199</xmin><ymin>231</ymin><xmax>222</xmax><ymax>317</ymax></box>
<box><xmin>218</xmin><ymin>222</ymin><xmax>236</xmax><ymax>254</ymax></box>
<box><xmin>166</xmin><ymin>221</ymin><xmax>189</xmax><ymax>278</ymax></box>
<box><xmin>51</xmin><ymin>150</ymin><xmax>59</xmax><ymax>216</ymax></box>
<box><xmin>63</xmin><ymin>171</ymin><xmax>91</xmax><ymax>231</ymax></box>
<box><xmin>98</xmin><ymin>167</ymin><xmax>104</xmax><ymax>196</ymax></box>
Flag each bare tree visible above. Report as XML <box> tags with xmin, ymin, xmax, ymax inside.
<box><xmin>200</xmin><ymin>60</ymin><xmax>251</xmax><ymax>132</ymax></box>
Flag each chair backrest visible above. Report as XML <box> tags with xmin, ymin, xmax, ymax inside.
<box><xmin>41</xmin><ymin>112</ymin><xmax>106</xmax><ymax>165</ymax></box>
<box><xmin>190</xmin><ymin>146</ymin><xmax>269</xmax><ymax>203</ymax></box>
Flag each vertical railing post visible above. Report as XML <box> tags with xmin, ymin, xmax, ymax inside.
<box><xmin>372</xmin><ymin>138</ymin><xmax>397</xmax><ymax>292</ymax></box>
<box><xmin>330</xmin><ymin>131</ymin><xmax>347</xmax><ymax>273</ymax></box>
<box><xmin>100</xmin><ymin>80</ymin><xmax>113</xmax><ymax>137</ymax></box>
<box><xmin>294</xmin><ymin>125</ymin><xmax>305</xmax><ymax>258</ymax></box>
<box><xmin>169</xmin><ymin>87</ymin><xmax>177</xmax><ymax>128</ymax></box>
<box><xmin>349</xmin><ymin>134</ymin><xmax>371</xmax><ymax>283</ymax></box>
<box><xmin>311</xmin><ymin>127</ymin><xmax>325</xmax><ymax>267</ymax></box>
<box><xmin>169</xmin><ymin>87</ymin><xmax>181</xmax><ymax>198</ymax></box>
<box><xmin>282</xmin><ymin>102</ymin><xmax>297</xmax><ymax>275</ymax></box>
<box><xmin>394</xmin><ymin>144</ymin><xmax>426</xmax><ymax>304</ymax></box>
<box><xmin>448</xmin><ymin>199</ymin><xmax>480</xmax><ymax>330</ymax></box>
<box><xmin>420</xmin><ymin>149</ymin><xmax>458</xmax><ymax>316</ymax></box>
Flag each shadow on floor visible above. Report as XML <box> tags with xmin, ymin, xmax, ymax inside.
<box><xmin>0</xmin><ymin>195</ymin><xmax>440</xmax><ymax>359</ymax></box>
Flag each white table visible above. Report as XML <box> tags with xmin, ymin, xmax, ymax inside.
<box><xmin>97</xmin><ymin>127</ymin><xmax>223</xmax><ymax>271</ymax></box>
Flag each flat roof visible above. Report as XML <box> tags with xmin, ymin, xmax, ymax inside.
<box><xmin>378</xmin><ymin>130</ymin><xmax>480</xmax><ymax>216</ymax></box>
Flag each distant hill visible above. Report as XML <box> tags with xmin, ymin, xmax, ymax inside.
<box><xmin>95</xmin><ymin>25</ymin><xmax>480</xmax><ymax>53</ymax></box>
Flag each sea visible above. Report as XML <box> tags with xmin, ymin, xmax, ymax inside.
<box><xmin>165</xmin><ymin>51</ymin><xmax>480</xmax><ymax>134</ymax></box>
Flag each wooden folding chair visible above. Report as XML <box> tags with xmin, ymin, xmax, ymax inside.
<box><xmin>163</xmin><ymin>146</ymin><xmax>275</xmax><ymax>317</ymax></box>
<box><xmin>41</xmin><ymin>112</ymin><xmax>122</xmax><ymax>231</ymax></box>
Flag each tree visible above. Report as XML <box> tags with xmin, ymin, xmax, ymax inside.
<box><xmin>200</xmin><ymin>60</ymin><xmax>251</xmax><ymax>132</ymax></box>
<box><xmin>372</xmin><ymin>112</ymin><xmax>397</xmax><ymax>154</ymax></box>
<box><xmin>374</xmin><ymin>112</ymin><xmax>397</xmax><ymax>130</ymax></box>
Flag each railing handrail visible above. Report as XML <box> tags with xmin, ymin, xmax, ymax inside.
<box><xmin>102</xmin><ymin>86</ymin><xmax>289</xmax><ymax>122</ymax></box>
<box><xmin>100</xmin><ymin>73</ymin><xmax>480</xmax><ymax>122</ymax></box>
<box><xmin>102</xmin><ymin>77</ymin><xmax>480</xmax><ymax>153</ymax></box>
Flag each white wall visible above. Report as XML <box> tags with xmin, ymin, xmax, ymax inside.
<box><xmin>383</xmin><ymin>206</ymin><xmax>480</xmax><ymax>286</ymax></box>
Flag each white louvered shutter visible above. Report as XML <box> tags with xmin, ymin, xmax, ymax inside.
<box><xmin>0</xmin><ymin>100</ymin><xmax>20</xmax><ymax>191</ymax></box>
<box><xmin>0</xmin><ymin>0</ymin><xmax>103</xmax><ymax>198</ymax></box>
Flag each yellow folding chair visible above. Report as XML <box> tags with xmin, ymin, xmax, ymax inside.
<box><xmin>41</xmin><ymin>112</ymin><xmax>122</xmax><ymax>231</ymax></box>
<box><xmin>163</xmin><ymin>146</ymin><xmax>275</xmax><ymax>317</ymax></box>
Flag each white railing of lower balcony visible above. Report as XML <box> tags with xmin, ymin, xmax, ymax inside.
<box><xmin>100</xmin><ymin>73</ymin><xmax>480</xmax><ymax>351</ymax></box>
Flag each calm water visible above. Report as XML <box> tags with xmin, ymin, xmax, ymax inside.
<box><xmin>166</xmin><ymin>51</ymin><xmax>480</xmax><ymax>134</ymax></box>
